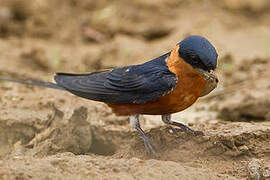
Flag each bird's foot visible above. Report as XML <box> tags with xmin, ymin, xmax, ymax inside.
<box><xmin>136</xmin><ymin>126</ymin><xmax>156</xmax><ymax>154</ymax></box>
<box><xmin>139</xmin><ymin>133</ymin><xmax>157</xmax><ymax>155</ymax></box>
<box><xmin>161</xmin><ymin>114</ymin><xmax>204</xmax><ymax>136</ymax></box>
<box><xmin>130</xmin><ymin>115</ymin><xmax>157</xmax><ymax>155</ymax></box>
<box><xmin>170</xmin><ymin>122</ymin><xmax>204</xmax><ymax>136</ymax></box>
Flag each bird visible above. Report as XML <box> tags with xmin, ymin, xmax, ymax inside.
<box><xmin>0</xmin><ymin>35</ymin><xmax>218</xmax><ymax>154</ymax></box>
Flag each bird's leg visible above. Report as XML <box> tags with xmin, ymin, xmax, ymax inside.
<box><xmin>161</xmin><ymin>114</ymin><xmax>203</xmax><ymax>135</ymax></box>
<box><xmin>130</xmin><ymin>115</ymin><xmax>156</xmax><ymax>154</ymax></box>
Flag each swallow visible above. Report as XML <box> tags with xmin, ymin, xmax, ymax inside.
<box><xmin>0</xmin><ymin>35</ymin><xmax>218</xmax><ymax>154</ymax></box>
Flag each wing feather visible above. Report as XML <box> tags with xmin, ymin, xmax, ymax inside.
<box><xmin>54</xmin><ymin>52</ymin><xmax>178</xmax><ymax>104</ymax></box>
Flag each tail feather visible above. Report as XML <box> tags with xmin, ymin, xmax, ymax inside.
<box><xmin>0</xmin><ymin>78</ymin><xmax>64</xmax><ymax>90</ymax></box>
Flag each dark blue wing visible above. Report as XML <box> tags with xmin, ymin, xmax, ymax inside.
<box><xmin>54</xmin><ymin>52</ymin><xmax>178</xmax><ymax>104</ymax></box>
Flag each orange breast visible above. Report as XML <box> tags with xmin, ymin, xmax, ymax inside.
<box><xmin>107</xmin><ymin>47</ymin><xmax>206</xmax><ymax>116</ymax></box>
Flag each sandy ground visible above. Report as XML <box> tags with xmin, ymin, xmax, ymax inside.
<box><xmin>0</xmin><ymin>0</ymin><xmax>270</xmax><ymax>179</ymax></box>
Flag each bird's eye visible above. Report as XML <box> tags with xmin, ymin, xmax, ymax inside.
<box><xmin>189</xmin><ymin>54</ymin><xmax>200</xmax><ymax>64</ymax></box>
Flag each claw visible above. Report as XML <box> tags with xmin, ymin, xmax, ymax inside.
<box><xmin>170</xmin><ymin>126</ymin><xmax>204</xmax><ymax>136</ymax></box>
<box><xmin>162</xmin><ymin>114</ymin><xmax>204</xmax><ymax>136</ymax></box>
<box><xmin>130</xmin><ymin>115</ymin><xmax>157</xmax><ymax>154</ymax></box>
<box><xmin>139</xmin><ymin>133</ymin><xmax>156</xmax><ymax>154</ymax></box>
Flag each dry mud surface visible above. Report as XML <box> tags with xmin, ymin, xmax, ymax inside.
<box><xmin>0</xmin><ymin>0</ymin><xmax>270</xmax><ymax>179</ymax></box>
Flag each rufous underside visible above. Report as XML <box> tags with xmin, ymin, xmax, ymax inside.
<box><xmin>107</xmin><ymin>46</ymin><xmax>207</xmax><ymax>115</ymax></box>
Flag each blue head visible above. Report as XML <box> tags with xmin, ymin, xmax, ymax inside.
<box><xmin>178</xmin><ymin>35</ymin><xmax>218</xmax><ymax>72</ymax></box>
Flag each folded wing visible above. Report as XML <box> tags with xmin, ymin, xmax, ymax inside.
<box><xmin>54</xmin><ymin>52</ymin><xmax>178</xmax><ymax>104</ymax></box>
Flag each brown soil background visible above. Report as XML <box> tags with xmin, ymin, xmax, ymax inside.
<box><xmin>0</xmin><ymin>0</ymin><xmax>270</xmax><ymax>179</ymax></box>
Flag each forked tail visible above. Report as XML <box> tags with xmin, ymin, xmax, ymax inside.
<box><xmin>0</xmin><ymin>78</ymin><xmax>64</xmax><ymax>90</ymax></box>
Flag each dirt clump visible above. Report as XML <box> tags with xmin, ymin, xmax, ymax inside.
<box><xmin>0</xmin><ymin>102</ymin><xmax>92</xmax><ymax>158</ymax></box>
<box><xmin>28</xmin><ymin>105</ymin><xmax>92</xmax><ymax>156</ymax></box>
<box><xmin>219</xmin><ymin>96</ymin><xmax>270</xmax><ymax>122</ymax></box>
